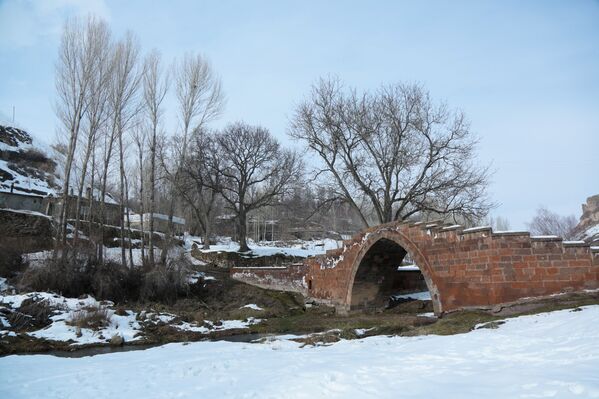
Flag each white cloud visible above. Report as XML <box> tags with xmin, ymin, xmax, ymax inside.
<box><xmin>0</xmin><ymin>0</ymin><xmax>110</xmax><ymax>49</ymax></box>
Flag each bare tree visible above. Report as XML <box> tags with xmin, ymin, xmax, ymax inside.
<box><xmin>488</xmin><ymin>216</ymin><xmax>511</xmax><ymax>231</ymax></box>
<box><xmin>54</xmin><ymin>16</ymin><xmax>108</xmax><ymax>258</ymax></box>
<box><xmin>215</xmin><ymin>122</ymin><xmax>302</xmax><ymax>252</ymax></box>
<box><xmin>527</xmin><ymin>207</ymin><xmax>578</xmax><ymax>239</ymax></box>
<box><xmin>173</xmin><ymin>53</ymin><xmax>224</xmax><ymax>163</ymax></box>
<box><xmin>290</xmin><ymin>77</ymin><xmax>493</xmax><ymax>227</ymax></box>
<box><xmin>72</xmin><ymin>21</ymin><xmax>112</xmax><ymax>251</ymax></box>
<box><xmin>131</xmin><ymin>122</ymin><xmax>147</xmax><ymax>266</ymax></box>
<box><xmin>161</xmin><ymin>53</ymin><xmax>224</xmax><ymax>262</ymax></box>
<box><xmin>179</xmin><ymin>130</ymin><xmax>221</xmax><ymax>249</ymax></box>
<box><xmin>102</xmin><ymin>32</ymin><xmax>142</xmax><ymax>266</ymax></box>
<box><xmin>142</xmin><ymin>50</ymin><xmax>169</xmax><ymax>267</ymax></box>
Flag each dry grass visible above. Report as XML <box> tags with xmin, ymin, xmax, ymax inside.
<box><xmin>67</xmin><ymin>306</ymin><xmax>112</xmax><ymax>330</ymax></box>
<box><xmin>8</xmin><ymin>298</ymin><xmax>54</xmax><ymax>331</ymax></box>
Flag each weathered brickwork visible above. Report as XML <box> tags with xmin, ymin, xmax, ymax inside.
<box><xmin>305</xmin><ymin>221</ymin><xmax>599</xmax><ymax>314</ymax></box>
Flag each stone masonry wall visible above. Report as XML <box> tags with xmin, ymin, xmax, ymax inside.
<box><xmin>230</xmin><ymin>263</ymin><xmax>309</xmax><ymax>295</ymax></box>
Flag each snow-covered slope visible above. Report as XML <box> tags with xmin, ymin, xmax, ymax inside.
<box><xmin>1</xmin><ymin>305</ymin><xmax>598</xmax><ymax>398</ymax></box>
<box><xmin>575</xmin><ymin>195</ymin><xmax>599</xmax><ymax>245</ymax></box>
<box><xmin>0</xmin><ymin>125</ymin><xmax>59</xmax><ymax>196</ymax></box>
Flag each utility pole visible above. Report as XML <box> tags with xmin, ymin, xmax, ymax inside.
<box><xmin>12</xmin><ymin>106</ymin><xmax>15</xmax><ymax>124</ymax></box>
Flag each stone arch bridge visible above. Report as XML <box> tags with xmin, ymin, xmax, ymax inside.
<box><xmin>231</xmin><ymin>221</ymin><xmax>599</xmax><ymax>315</ymax></box>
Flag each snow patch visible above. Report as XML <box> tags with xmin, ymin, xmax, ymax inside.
<box><xmin>397</xmin><ymin>264</ymin><xmax>420</xmax><ymax>271</ymax></box>
<box><xmin>392</xmin><ymin>291</ymin><xmax>431</xmax><ymax>301</ymax></box>
<box><xmin>241</xmin><ymin>304</ymin><xmax>263</xmax><ymax>311</ymax></box>
<box><xmin>198</xmin><ymin>237</ymin><xmax>343</xmax><ymax>258</ymax></box>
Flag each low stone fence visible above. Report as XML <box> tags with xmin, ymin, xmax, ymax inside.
<box><xmin>230</xmin><ymin>263</ymin><xmax>309</xmax><ymax>295</ymax></box>
<box><xmin>195</xmin><ymin>248</ymin><xmax>303</xmax><ymax>269</ymax></box>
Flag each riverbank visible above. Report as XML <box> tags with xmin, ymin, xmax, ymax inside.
<box><xmin>3</xmin><ymin>305</ymin><xmax>599</xmax><ymax>398</ymax></box>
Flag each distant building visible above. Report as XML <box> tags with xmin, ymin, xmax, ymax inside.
<box><xmin>43</xmin><ymin>190</ymin><xmax>122</xmax><ymax>226</ymax></box>
<box><xmin>214</xmin><ymin>213</ymin><xmax>237</xmax><ymax>238</ymax></box>
<box><xmin>1</xmin><ymin>182</ymin><xmax>123</xmax><ymax>225</ymax></box>
<box><xmin>129</xmin><ymin>213</ymin><xmax>186</xmax><ymax>235</ymax></box>
<box><xmin>0</xmin><ymin>190</ymin><xmax>45</xmax><ymax>213</ymax></box>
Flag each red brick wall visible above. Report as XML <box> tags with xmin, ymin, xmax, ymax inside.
<box><xmin>305</xmin><ymin>222</ymin><xmax>599</xmax><ymax>314</ymax></box>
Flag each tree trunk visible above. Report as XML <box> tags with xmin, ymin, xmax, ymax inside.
<box><xmin>58</xmin><ymin>121</ymin><xmax>80</xmax><ymax>261</ymax></box>
<box><xmin>138</xmin><ymin>147</ymin><xmax>145</xmax><ymax>268</ymax></box>
<box><xmin>73</xmin><ymin>134</ymin><xmax>94</xmax><ymax>251</ymax></box>
<box><xmin>88</xmin><ymin>150</ymin><xmax>95</xmax><ymax>258</ymax></box>
<box><xmin>98</xmin><ymin>125</ymin><xmax>117</xmax><ymax>265</ymax></box>
<box><xmin>161</xmin><ymin>194</ymin><xmax>175</xmax><ymax>265</ymax></box>
<box><xmin>238</xmin><ymin>208</ymin><xmax>249</xmax><ymax>252</ymax></box>
<box><xmin>118</xmin><ymin>124</ymin><xmax>126</xmax><ymax>267</ymax></box>
<box><xmin>148</xmin><ymin>133</ymin><xmax>156</xmax><ymax>267</ymax></box>
<box><xmin>124</xmin><ymin>172</ymin><xmax>134</xmax><ymax>269</ymax></box>
<box><xmin>202</xmin><ymin>214</ymin><xmax>210</xmax><ymax>250</ymax></box>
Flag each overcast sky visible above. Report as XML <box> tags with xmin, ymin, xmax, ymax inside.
<box><xmin>0</xmin><ymin>0</ymin><xmax>597</xmax><ymax>229</ymax></box>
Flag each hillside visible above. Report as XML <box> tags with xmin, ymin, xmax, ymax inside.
<box><xmin>0</xmin><ymin>125</ymin><xmax>59</xmax><ymax>196</ymax></box>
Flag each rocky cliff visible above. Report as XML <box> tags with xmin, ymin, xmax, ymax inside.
<box><xmin>575</xmin><ymin>194</ymin><xmax>599</xmax><ymax>245</ymax></box>
<box><xmin>0</xmin><ymin>125</ymin><xmax>59</xmax><ymax>196</ymax></box>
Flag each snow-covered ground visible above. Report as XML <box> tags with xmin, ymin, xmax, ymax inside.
<box><xmin>581</xmin><ymin>224</ymin><xmax>599</xmax><ymax>242</ymax></box>
<box><xmin>190</xmin><ymin>236</ymin><xmax>343</xmax><ymax>258</ymax></box>
<box><xmin>103</xmin><ymin>247</ymin><xmax>161</xmax><ymax>267</ymax></box>
<box><xmin>0</xmin><ymin>124</ymin><xmax>59</xmax><ymax>196</ymax></box>
<box><xmin>1</xmin><ymin>306</ymin><xmax>598</xmax><ymax>398</ymax></box>
<box><xmin>0</xmin><ymin>291</ymin><xmax>260</xmax><ymax>345</ymax></box>
<box><xmin>0</xmin><ymin>292</ymin><xmax>141</xmax><ymax>345</ymax></box>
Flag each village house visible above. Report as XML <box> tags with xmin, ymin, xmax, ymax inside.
<box><xmin>43</xmin><ymin>189</ymin><xmax>122</xmax><ymax>226</ymax></box>
<box><xmin>0</xmin><ymin>190</ymin><xmax>45</xmax><ymax>213</ymax></box>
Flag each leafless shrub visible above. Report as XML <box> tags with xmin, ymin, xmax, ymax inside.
<box><xmin>90</xmin><ymin>261</ymin><xmax>140</xmax><ymax>302</ymax></box>
<box><xmin>19</xmin><ymin>255</ymin><xmax>140</xmax><ymax>302</ymax></box>
<box><xmin>19</xmin><ymin>257</ymin><xmax>90</xmax><ymax>298</ymax></box>
<box><xmin>68</xmin><ymin>305</ymin><xmax>111</xmax><ymax>330</ymax></box>
<box><xmin>140</xmin><ymin>257</ymin><xmax>190</xmax><ymax>304</ymax></box>
<box><xmin>8</xmin><ymin>298</ymin><xmax>54</xmax><ymax>331</ymax></box>
<box><xmin>19</xmin><ymin>253</ymin><xmax>196</xmax><ymax>304</ymax></box>
<box><xmin>0</xmin><ymin>248</ymin><xmax>26</xmax><ymax>279</ymax></box>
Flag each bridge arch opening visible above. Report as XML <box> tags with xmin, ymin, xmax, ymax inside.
<box><xmin>347</xmin><ymin>235</ymin><xmax>441</xmax><ymax>314</ymax></box>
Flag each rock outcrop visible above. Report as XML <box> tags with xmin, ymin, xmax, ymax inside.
<box><xmin>0</xmin><ymin>125</ymin><xmax>59</xmax><ymax>196</ymax></box>
<box><xmin>575</xmin><ymin>195</ymin><xmax>599</xmax><ymax>245</ymax></box>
